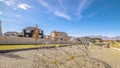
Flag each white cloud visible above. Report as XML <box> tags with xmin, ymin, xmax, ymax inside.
<box><xmin>0</xmin><ymin>12</ymin><xmax>3</xmax><ymax>14</ymax></box>
<box><xmin>39</xmin><ymin>0</ymin><xmax>71</xmax><ymax>21</ymax></box>
<box><xmin>13</xmin><ymin>8</ymin><xmax>16</xmax><ymax>10</ymax></box>
<box><xmin>17</xmin><ymin>3</ymin><xmax>31</xmax><ymax>10</ymax></box>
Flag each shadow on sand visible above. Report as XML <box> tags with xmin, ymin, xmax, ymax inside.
<box><xmin>0</xmin><ymin>53</ymin><xmax>24</xmax><ymax>59</ymax></box>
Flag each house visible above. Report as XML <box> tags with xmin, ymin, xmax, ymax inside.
<box><xmin>22</xmin><ymin>26</ymin><xmax>44</xmax><ymax>38</ymax></box>
<box><xmin>50</xmin><ymin>31</ymin><xmax>69</xmax><ymax>42</ymax></box>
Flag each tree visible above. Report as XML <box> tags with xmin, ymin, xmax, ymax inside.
<box><xmin>33</xmin><ymin>25</ymin><xmax>39</xmax><ymax>44</ymax></box>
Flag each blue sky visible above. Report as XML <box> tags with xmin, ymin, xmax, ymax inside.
<box><xmin>0</xmin><ymin>0</ymin><xmax>120</xmax><ymax>37</ymax></box>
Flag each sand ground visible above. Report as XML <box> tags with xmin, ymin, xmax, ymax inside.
<box><xmin>0</xmin><ymin>45</ymin><xmax>120</xmax><ymax>68</ymax></box>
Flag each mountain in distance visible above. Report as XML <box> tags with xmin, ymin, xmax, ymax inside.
<box><xmin>81</xmin><ymin>35</ymin><xmax>120</xmax><ymax>40</ymax></box>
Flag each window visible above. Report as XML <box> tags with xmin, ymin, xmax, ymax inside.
<box><xmin>27</xmin><ymin>30</ymin><xmax>30</xmax><ymax>33</ymax></box>
<box><xmin>26</xmin><ymin>35</ymin><xmax>29</xmax><ymax>37</ymax></box>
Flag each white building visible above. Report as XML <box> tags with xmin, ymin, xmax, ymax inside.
<box><xmin>4</xmin><ymin>31</ymin><xmax>19</xmax><ymax>36</ymax></box>
<box><xmin>0</xmin><ymin>21</ymin><xmax>2</xmax><ymax>36</ymax></box>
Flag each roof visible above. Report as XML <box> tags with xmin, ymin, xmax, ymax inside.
<box><xmin>51</xmin><ymin>31</ymin><xmax>67</xmax><ymax>35</ymax></box>
<box><xmin>23</xmin><ymin>26</ymin><xmax>42</xmax><ymax>31</ymax></box>
<box><xmin>4</xmin><ymin>31</ymin><xmax>19</xmax><ymax>34</ymax></box>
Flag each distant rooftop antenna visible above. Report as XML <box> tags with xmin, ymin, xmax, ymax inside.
<box><xmin>0</xmin><ymin>21</ymin><xmax>2</xmax><ymax>36</ymax></box>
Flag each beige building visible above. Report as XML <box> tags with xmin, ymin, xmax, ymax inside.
<box><xmin>50</xmin><ymin>31</ymin><xmax>69</xmax><ymax>42</ymax></box>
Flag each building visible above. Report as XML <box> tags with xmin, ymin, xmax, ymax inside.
<box><xmin>0</xmin><ymin>21</ymin><xmax>2</xmax><ymax>36</ymax></box>
<box><xmin>79</xmin><ymin>37</ymin><xmax>91</xmax><ymax>43</ymax></box>
<box><xmin>4</xmin><ymin>31</ymin><xmax>19</xmax><ymax>36</ymax></box>
<box><xmin>50</xmin><ymin>31</ymin><xmax>69</xmax><ymax>42</ymax></box>
<box><xmin>3</xmin><ymin>25</ymin><xmax>44</xmax><ymax>38</ymax></box>
<box><xmin>18</xmin><ymin>32</ymin><xmax>24</xmax><ymax>37</ymax></box>
<box><xmin>91</xmin><ymin>38</ymin><xmax>102</xmax><ymax>43</ymax></box>
<box><xmin>70</xmin><ymin>37</ymin><xmax>81</xmax><ymax>43</ymax></box>
<box><xmin>22</xmin><ymin>26</ymin><xmax>44</xmax><ymax>38</ymax></box>
<box><xmin>90</xmin><ymin>38</ymin><xmax>103</xmax><ymax>45</ymax></box>
<box><xmin>45</xmin><ymin>35</ymin><xmax>52</xmax><ymax>39</ymax></box>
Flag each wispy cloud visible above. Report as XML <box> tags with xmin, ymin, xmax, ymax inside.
<box><xmin>17</xmin><ymin>3</ymin><xmax>31</xmax><ymax>10</ymax></box>
<box><xmin>15</xmin><ymin>14</ymin><xmax>21</xmax><ymax>18</ymax></box>
<box><xmin>87</xmin><ymin>11</ymin><xmax>97</xmax><ymax>18</ymax></box>
<box><xmin>0</xmin><ymin>0</ymin><xmax>32</xmax><ymax>10</ymax></box>
<box><xmin>77</xmin><ymin>0</ymin><xmax>93</xmax><ymax>17</ymax></box>
<box><xmin>0</xmin><ymin>0</ymin><xmax>15</xmax><ymax>6</ymax></box>
<box><xmin>39</xmin><ymin>0</ymin><xmax>71</xmax><ymax>21</ymax></box>
<box><xmin>54</xmin><ymin>10</ymin><xmax>71</xmax><ymax>21</ymax></box>
<box><xmin>58</xmin><ymin>0</ymin><xmax>66</xmax><ymax>11</ymax></box>
<box><xmin>0</xmin><ymin>0</ymin><xmax>18</xmax><ymax>10</ymax></box>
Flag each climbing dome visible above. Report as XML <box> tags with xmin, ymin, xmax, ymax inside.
<box><xmin>33</xmin><ymin>45</ymin><xmax>111</xmax><ymax>68</ymax></box>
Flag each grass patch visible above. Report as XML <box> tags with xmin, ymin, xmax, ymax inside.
<box><xmin>0</xmin><ymin>45</ymin><xmax>41</xmax><ymax>50</ymax></box>
<box><xmin>111</xmin><ymin>45</ymin><xmax>120</xmax><ymax>48</ymax></box>
<box><xmin>0</xmin><ymin>44</ymin><xmax>67</xmax><ymax>50</ymax></box>
<box><xmin>111</xmin><ymin>42</ymin><xmax>120</xmax><ymax>48</ymax></box>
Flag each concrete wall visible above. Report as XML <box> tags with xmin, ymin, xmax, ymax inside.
<box><xmin>0</xmin><ymin>36</ymin><xmax>70</xmax><ymax>44</ymax></box>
